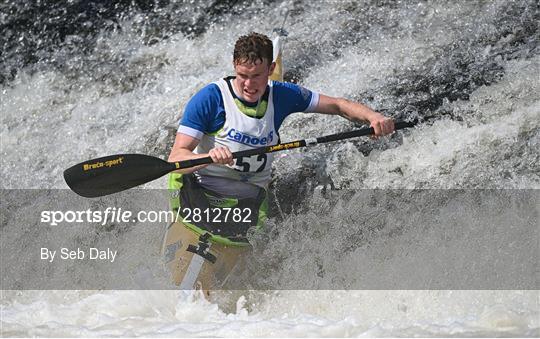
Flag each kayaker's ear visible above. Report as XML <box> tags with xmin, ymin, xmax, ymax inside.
<box><xmin>269</xmin><ymin>61</ymin><xmax>276</xmax><ymax>74</ymax></box>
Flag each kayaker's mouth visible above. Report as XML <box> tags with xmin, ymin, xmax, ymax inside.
<box><xmin>243</xmin><ymin>88</ymin><xmax>257</xmax><ymax>95</ymax></box>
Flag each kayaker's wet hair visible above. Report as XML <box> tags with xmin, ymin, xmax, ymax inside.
<box><xmin>234</xmin><ymin>32</ymin><xmax>273</xmax><ymax>66</ymax></box>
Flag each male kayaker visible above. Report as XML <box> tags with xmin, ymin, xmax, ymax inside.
<box><xmin>164</xmin><ymin>32</ymin><xmax>394</xmax><ymax>294</ymax></box>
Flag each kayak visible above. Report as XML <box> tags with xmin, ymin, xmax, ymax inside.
<box><xmin>161</xmin><ymin>219</ymin><xmax>250</xmax><ymax>290</ymax></box>
<box><xmin>270</xmin><ymin>33</ymin><xmax>284</xmax><ymax>82</ymax></box>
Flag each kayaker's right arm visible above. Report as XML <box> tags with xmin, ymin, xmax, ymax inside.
<box><xmin>168</xmin><ymin>133</ymin><xmax>234</xmax><ymax>173</ymax></box>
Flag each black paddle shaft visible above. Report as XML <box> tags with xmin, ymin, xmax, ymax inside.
<box><xmin>64</xmin><ymin>119</ymin><xmax>419</xmax><ymax>197</ymax></box>
<box><xmin>178</xmin><ymin>120</ymin><xmax>417</xmax><ymax>169</ymax></box>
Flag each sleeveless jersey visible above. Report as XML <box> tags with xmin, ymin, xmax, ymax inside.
<box><xmin>194</xmin><ymin>78</ymin><xmax>278</xmax><ymax>188</ymax></box>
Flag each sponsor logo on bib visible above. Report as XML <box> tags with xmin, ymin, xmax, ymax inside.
<box><xmin>226</xmin><ymin>128</ymin><xmax>274</xmax><ymax>146</ymax></box>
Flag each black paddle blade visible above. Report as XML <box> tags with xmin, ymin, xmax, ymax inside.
<box><xmin>63</xmin><ymin>154</ymin><xmax>177</xmax><ymax>198</ymax></box>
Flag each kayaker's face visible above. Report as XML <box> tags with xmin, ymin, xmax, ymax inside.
<box><xmin>233</xmin><ymin>59</ymin><xmax>275</xmax><ymax>103</ymax></box>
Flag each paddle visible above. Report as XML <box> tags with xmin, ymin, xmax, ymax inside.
<box><xmin>64</xmin><ymin>119</ymin><xmax>419</xmax><ymax>197</ymax></box>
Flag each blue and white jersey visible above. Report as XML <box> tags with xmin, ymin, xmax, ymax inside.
<box><xmin>178</xmin><ymin>77</ymin><xmax>319</xmax><ymax>192</ymax></box>
<box><xmin>179</xmin><ymin>78</ymin><xmax>319</xmax><ymax>139</ymax></box>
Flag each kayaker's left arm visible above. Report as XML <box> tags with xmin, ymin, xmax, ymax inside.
<box><xmin>314</xmin><ymin>94</ymin><xmax>394</xmax><ymax>136</ymax></box>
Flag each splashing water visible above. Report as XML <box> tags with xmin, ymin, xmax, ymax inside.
<box><xmin>1</xmin><ymin>0</ymin><xmax>539</xmax><ymax>336</ymax></box>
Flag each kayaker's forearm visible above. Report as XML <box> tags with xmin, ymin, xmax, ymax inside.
<box><xmin>317</xmin><ymin>96</ymin><xmax>394</xmax><ymax>136</ymax></box>
<box><xmin>315</xmin><ymin>95</ymin><xmax>385</xmax><ymax>124</ymax></box>
<box><xmin>335</xmin><ymin>98</ymin><xmax>382</xmax><ymax>124</ymax></box>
